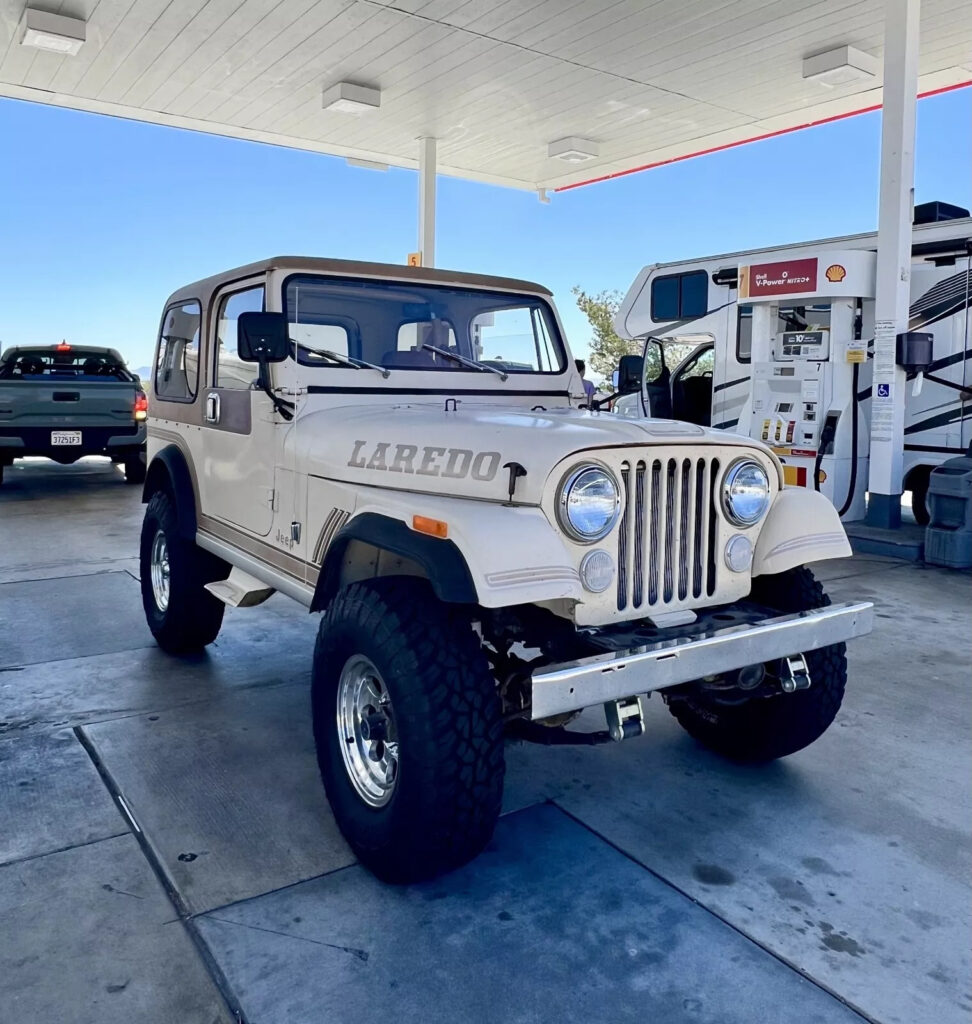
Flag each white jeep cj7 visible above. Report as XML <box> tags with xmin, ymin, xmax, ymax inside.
<box><xmin>141</xmin><ymin>257</ymin><xmax>873</xmax><ymax>882</ymax></box>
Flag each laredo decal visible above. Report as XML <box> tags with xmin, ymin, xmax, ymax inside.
<box><xmin>348</xmin><ymin>440</ymin><xmax>502</xmax><ymax>481</ymax></box>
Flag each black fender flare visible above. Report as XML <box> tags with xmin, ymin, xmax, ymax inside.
<box><xmin>311</xmin><ymin>512</ymin><xmax>478</xmax><ymax>612</ymax></box>
<box><xmin>142</xmin><ymin>444</ymin><xmax>198</xmax><ymax>541</ymax></box>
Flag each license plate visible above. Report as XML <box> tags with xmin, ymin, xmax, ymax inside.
<box><xmin>51</xmin><ymin>430</ymin><xmax>82</xmax><ymax>446</ymax></box>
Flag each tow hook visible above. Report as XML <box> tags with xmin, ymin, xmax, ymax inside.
<box><xmin>604</xmin><ymin>696</ymin><xmax>647</xmax><ymax>741</ymax></box>
<box><xmin>781</xmin><ymin>654</ymin><xmax>811</xmax><ymax>693</ymax></box>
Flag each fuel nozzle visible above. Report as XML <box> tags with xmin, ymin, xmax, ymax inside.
<box><xmin>819</xmin><ymin>413</ymin><xmax>840</xmax><ymax>455</ymax></box>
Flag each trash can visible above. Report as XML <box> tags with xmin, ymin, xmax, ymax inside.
<box><xmin>924</xmin><ymin>447</ymin><xmax>972</xmax><ymax>570</ymax></box>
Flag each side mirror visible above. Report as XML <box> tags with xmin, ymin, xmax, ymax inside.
<box><xmin>611</xmin><ymin>370</ymin><xmax>620</xmax><ymax>390</ymax></box>
<box><xmin>238</xmin><ymin>312</ymin><xmax>290</xmax><ymax>363</ymax></box>
<box><xmin>617</xmin><ymin>353</ymin><xmax>643</xmax><ymax>393</ymax></box>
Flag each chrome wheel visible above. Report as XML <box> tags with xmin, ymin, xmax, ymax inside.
<box><xmin>336</xmin><ymin>655</ymin><xmax>399</xmax><ymax>808</ymax></box>
<box><xmin>150</xmin><ymin>529</ymin><xmax>170</xmax><ymax>612</ymax></box>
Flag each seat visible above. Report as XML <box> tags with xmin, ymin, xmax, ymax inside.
<box><xmin>382</xmin><ymin>348</ymin><xmax>438</xmax><ymax>369</ymax></box>
<box><xmin>18</xmin><ymin>357</ymin><xmax>44</xmax><ymax>376</ymax></box>
<box><xmin>673</xmin><ymin>374</ymin><xmax>713</xmax><ymax>426</ymax></box>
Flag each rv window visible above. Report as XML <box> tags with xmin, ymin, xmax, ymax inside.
<box><xmin>650</xmin><ymin>271</ymin><xmax>707</xmax><ymax>321</ymax></box>
<box><xmin>680</xmin><ymin>272</ymin><xmax>708</xmax><ymax>318</ymax></box>
<box><xmin>651</xmin><ymin>277</ymin><xmax>679</xmax><ymax>321</ymax></box>
<box><xmin>736</xmin><ymin>305</ymin><xmax>752</xmax><ymax>363</ymax></box>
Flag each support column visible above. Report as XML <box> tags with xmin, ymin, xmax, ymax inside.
<box><xmin>866</xmin><ymin>0</ymin><xmax>921</xmax><ymax>528</ymax></box>
<box><xmin>418</xmin><ymin>136</ymin><xmax>437</xmax><ymax>268</ymax></box>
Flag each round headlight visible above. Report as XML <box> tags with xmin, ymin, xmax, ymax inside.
<box><xmin>722</xmin><ymin>459</ymin><xmax>770</xmax><ymax>526</ymax></box>
<box><xmin>558</xmin><ymin>465</ymin><xmax>621</xmax><ymax>542</ymax></box>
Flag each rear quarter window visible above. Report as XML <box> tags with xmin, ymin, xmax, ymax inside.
<box><xmin>155</xmin><ymin>301</ymin><xmax>202</xmax><ymax>401</ymax></box>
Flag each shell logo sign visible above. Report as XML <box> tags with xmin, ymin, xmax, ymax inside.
<box><xmin>825</xmin><ymin>264</ymin><xmax>847</xmax><ymax>283</ymax></box>
<box><xmin>738</xmin><ymin>258</ymin><xmax>817</xmax><ymax>299</ymax></box>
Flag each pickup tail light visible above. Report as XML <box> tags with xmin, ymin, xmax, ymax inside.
<box><xmin>134</xmin><ymin>392</ymin><xmax>148</xmax><ymax>421</ymax></box>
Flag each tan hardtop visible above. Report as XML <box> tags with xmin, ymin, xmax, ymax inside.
<box><xmin>164</xmin><ymin>256</ymin><xmax>552</xmax><ymax>310</ymax></box>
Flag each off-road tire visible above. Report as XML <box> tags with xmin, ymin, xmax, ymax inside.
<box><xmin>124</xmin><ymin>453</ymin><xmax>146</xmax><ymax>485</ymax></box>
<box><xmin>666</xmin><ymin>566</ymin><xmax>847</xmax><ymax>762</ymax></box>
<box><xmin>140</xmin><ymin>490</ymin><xmax>227</xmax><ymax>654</ymax></box>
<box><xmin>312</xmin><ymin>577</ymin><xmax>504</xmax><ymax>883</ymax></box>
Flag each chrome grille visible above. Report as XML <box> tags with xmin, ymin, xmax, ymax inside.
<box><xmin>617</xmin><ymin>456</ymin><xmax>720</xmax><ymax>612</ymax></box>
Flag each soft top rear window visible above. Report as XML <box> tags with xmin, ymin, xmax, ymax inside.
<box><xmin>0</xmin><ymin>349</ymin><xmax>135</xmax><ymax>381</ymax></box>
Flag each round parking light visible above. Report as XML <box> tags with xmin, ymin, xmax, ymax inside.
<box><xmin>725</xmin><ymin>534</ymin><xmax>753</xmax><ymax>573</ymax></box>
<box><xmin>579</xmin><ymin>549</ymin><xmax>615</xmax><ymax>593</ymax></box>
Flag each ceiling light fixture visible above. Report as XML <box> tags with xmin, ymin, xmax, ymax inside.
<box><xmin>547</xmin><ymin>137</ymin><xmax>599</xmax><ymax>163</ymax></box>
<box><xmin>346</xmin><ymin>157</ymin><xmax>389</xmax><ymax>171</ymax></box>
<box><xmin>19</xmin><ymin>8</ymin><xmax>86</xmax><ymax>55</ymax></box>
<box><xmin>802</xmin><ymin>45</ymin><xmax>878</xmax><ymax>87</ymax></box>
<box><xmin>322</xmin><ymin>82</ymin><xmax>381</xmax><ymax>114</ymax></box>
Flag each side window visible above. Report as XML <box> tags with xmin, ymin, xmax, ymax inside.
<box><xmin>473</xmin><ymin>306</ymin><xmax>561</xmax><ymax>372</ymax></box>
<box><xmin>294</xmin><ymin>321</ymin><xmax>352</xmax><ymax>365</ymax></box>
<box><xmin>155</xmin><ymin>300</ymin><xmax>201</xmax><ymax>401</ymax></box>
<box><xmin>736</xmin><ymin>305</ymin><xmax>752</xmax><ymax>363</ymax></box>
<box><xmin>398</xmin><ymin>320</ymin><xmax>457</xmax><ymax>352</ymax></box>
<box><xmin>651</xmin><ymin>271</ymin><xmax>708</xmax><ymax>321</ymax></box>
<box><xmin>680</xmin><ymin>346</ymin><xmax>715</xmax><ymax>378</ymax></box>
<box><xmin>643</xmin><ymin>340</ymin><xmax>665</xmax><ymax>384</ymax></box>
<box><xmin>216</xmin><ymin>286</ymin><xmax>264</xmax><ymax>390</ymax></box>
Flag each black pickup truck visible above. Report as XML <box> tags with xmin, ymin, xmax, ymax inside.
<box><xmin>0</xmin><ymin>344</ymin><xmax>147</xmax><ymax>486</ymax></box>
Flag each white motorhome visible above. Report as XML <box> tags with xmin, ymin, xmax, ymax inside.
<box><xmin>614</xmin><ymin>204</ymin><xmax>972</xmax><ymax>522</ymax></box>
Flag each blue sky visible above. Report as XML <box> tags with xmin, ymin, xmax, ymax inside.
<box><xmin>0</xmin><ymin>86</ymin><xmax>969</xmax><ymax>373</ymax></box>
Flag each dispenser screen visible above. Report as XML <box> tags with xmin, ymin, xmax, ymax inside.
<box><xmin>774</xmin><ymin>330</ymin><xmax>830</xmax><ymax>361</ymax></box>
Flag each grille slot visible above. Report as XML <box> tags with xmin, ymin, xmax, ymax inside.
<box><xmin>617</xmin><ymin>455</ymin><xmax>720</xmax><ymax>611</ymax></box>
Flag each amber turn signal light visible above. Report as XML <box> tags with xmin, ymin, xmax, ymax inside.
<box><xmin>412</xmin><ymin>515</ymin><xmax>448</xmax><ymax>538</ymax></box>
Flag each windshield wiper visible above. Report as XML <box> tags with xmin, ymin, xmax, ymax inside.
<box><xmin>421</xmin><ymin>344</ymin><xmax>508</xmax><ymax>381</ymax></box>
<box><xmin>293</xmin><ymin>342</ymin><xmax>390</xmax><ymax>378</ymax></box>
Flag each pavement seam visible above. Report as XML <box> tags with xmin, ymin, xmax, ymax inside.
<box><xmin>0</xmin><ymin>830</ymin><xmax>131</xmax><ymax>870</ymax></box>
<box><xmin>0</xmin><ymin>566</ymin><xmax>139</xmax><ymax>586</ymax></box>
<box><xmin>204</xmin><ymin>913</ymin><xmax>370</xmax><ymax>961</ymax></box>
<box><xmin>194</xmin><ymin>861</ymin><xmax>361</xmax><ymax>918</ymax></box>
<box><xmin>73</xmin><ymin>725</ymin><xmax>249</xmax><ymax>1024</ymax></box>
<box><xmin>550</xmin><ymin>801</ymin><xmax>878</xmax><ymax>1024</ymax></box>
<box><xmin>0</xmin><ymin>642</ymin><xmax>158</xmax><ymax>673</ymax></box>
<box><xmin>0</xmin><ymin>677</ymin><xmax>307</xmax><ymax>738</ymax></box>
<box><xmin>817</xmin><ymin>561</ymin><xmax>914</xmax><ymax>584</ymax></box>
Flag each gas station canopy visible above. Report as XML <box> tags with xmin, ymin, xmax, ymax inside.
<box><xmin>1</xmin><ymin>0</ymin><xmax>969</xmax><ymax>192</ymax></box>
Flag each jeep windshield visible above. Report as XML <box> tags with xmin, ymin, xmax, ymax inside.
<box><xmin>284</xmin><ymin>276</ymin><xmax>566</xmax><ymax>375</ymax></box>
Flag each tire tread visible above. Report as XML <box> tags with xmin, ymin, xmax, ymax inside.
<box><xmin>313</xmin><ymin>577</ymin><xmax>504</xmax><ymax>882</ymax></box>
<box><xmin>140</xmin><ymin>490</ymin><xmax>226</xmax><ymax>653</ymax></box>
<box><xmin>666</xmin><ymin>567</ymin><xmax>847</xmax><ymax>762</ymax></box>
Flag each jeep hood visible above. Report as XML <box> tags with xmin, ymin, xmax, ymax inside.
<box><xmin>291</xmin><ymin>403</ymin><xmax>763</xmax><ymax>505</ymax></box>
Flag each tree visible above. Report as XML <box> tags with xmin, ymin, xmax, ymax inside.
<box><xmin>571</xmin><ymin>287</ymin><xmax>641</xmax><ymax>380</ymax></box>
<box><xmin>573</xmin><ymin>286</ymin><xmax>703</xmax><ymax>388</ymax></box>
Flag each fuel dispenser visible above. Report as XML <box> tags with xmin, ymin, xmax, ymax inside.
<box><xmin>736</xmin><ymin>250</ymin><xmax>876</xmax><ymax>521</ymax></box>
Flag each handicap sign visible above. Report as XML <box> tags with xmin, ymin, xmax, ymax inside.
<box><xmin>877</xmin><ymin>383</ymin><xmax>891</xmax><ymax>398</ymax></box>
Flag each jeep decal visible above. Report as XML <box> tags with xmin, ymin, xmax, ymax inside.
<box><xmin>348</xmin><ymin>440</ymin><xmax>501</xmax><ymax>481</ymax></box>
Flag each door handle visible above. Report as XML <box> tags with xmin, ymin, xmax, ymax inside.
<box><xmin>205</xmin><ymin>392</ymin><xmax>220</xmax><ymax>423</ymax></box>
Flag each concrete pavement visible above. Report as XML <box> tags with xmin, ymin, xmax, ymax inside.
<box><xmin>1</xmin><ymin>457</ymin><xmax>969</xmax><ymax>1024</ymax></box>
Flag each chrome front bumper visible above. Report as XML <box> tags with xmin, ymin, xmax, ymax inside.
<box><xmin>530</xmin><ymin>601</ymin><xmax>874</xmax><ymax>720</ymax></box>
